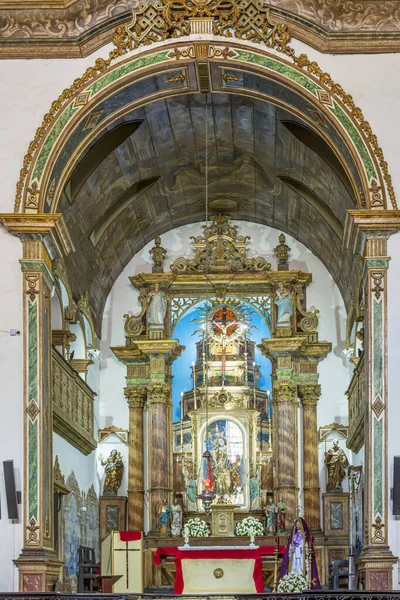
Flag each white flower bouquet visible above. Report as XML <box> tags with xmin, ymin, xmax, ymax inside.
<box><xmin>277</xmin><ymin>572</ymin><xmax>308</xmax><ymax>593</ymax></box>
<box><xmin>185</xmin><ymin>517</ymin><xmax>210</xmax><ymax>537</ymax></box>
<box><xmin>235</xmin><ymin>516</ymin><xmax>264</xmax><ymax>536</ymax></box>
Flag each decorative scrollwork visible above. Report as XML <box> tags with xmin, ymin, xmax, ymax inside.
<box><xmin>371</xmin><ymin>272</ymin><xmax>384</xmax><ymax>300</ymax></box>
<box><xmin>296</xmin><ymin>291</ymin><xmax>319</xmax><ymax>333</ymax></box>
<box><xmin>170</xmin><ymin>215</ymin><xmax>271</xmax><ymax>273</ymax></box>
<box><xmin>26</xmin><ymin>274</ymin><xmax>39</xmax><ymax>302</ymax></box>
<box><xmin>124</xmin><ymin>290</ymin><xmax>148</xmax><ymax>337</ymax></box>
<box><xmin>121</xmin><ymin>0</ymin><xmax>292</xmax><ymax>54</ymax></box>
<box><xmin>26</xmin><ymin>517</ymin><xmax>40</xmax><ymax>546</ymax></box>
<box><xmin>372</xmin><ymin>515</ymin><xmax>385</xmax><ymax>543</ymax></box>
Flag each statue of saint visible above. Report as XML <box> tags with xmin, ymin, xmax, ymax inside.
<box><xmin>158</xmin><ymin>500</ymin><xmax>170</xmax><ymax>536</ymax></box>
<box><xmin>170</xmin><ymin>499</ymin><xmax>182</xmax><ymax>536</ymax></box>
<box><xmin>182</xmin><ymin>457</ymin><xmax>197</xmax><ymax>511</ymax></box>
<box><xmin>277</xmin><ymin>498</ymin><xmax>286</xmax><ymax>533</ymax></box>
<box><xmin>148</xmin><ymin>283</ymin><xmax>167</xmax><ymax>327</ymax></box>
<box><xmin>249</xmin><ymin>463</ymin><xmax>261</xmax><ymax>510</ymax></box>
<box><xmin>275</xmin><ymin>282</ymin><xmax>293</xmax><ymax>325</ymax></box>
<box><xmin>211</xmin><ymin>431</ymin><xmax>234</xmax><ymax>502</ymax></box>
<box><xmin>100</xmin><ymin>449</ymin><xmax>124</xmax><ymax>495</ymax></box>
<box><xmin>325</xmin><ymin>439</ymin><xmax>349</xmax><ymax>492</ymax></box>
<box><xmin>264</xmin><ymin>498</ymin><xmax>277</xmax><ymax>533</ymax></box>
<box><xmin>278</xmin><ymin>517</ymin><xmax>321</xmax><ymax>589</ymax></box>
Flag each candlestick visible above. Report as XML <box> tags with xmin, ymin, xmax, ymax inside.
<box><xmin>268</xmin><ymin>412</ymin><xmax>272</xmax><ymax>452</ymax></box>
<box><xmin>202</xmin><ymin>325</ymin><xmax>206</xmax><ymax>389</ymax></box>
<box><xmin>244</xmin><ymin>327</ymin><xmax>248</xmax><ymax>391</ymax></box>
<box><xmin>180</xmin><ymin>391</ymin><xmax>184</xmax><ymax>451</ymax></box>
<box><xmin>192</xmin><ymin>361</ymin><xmax>197</xmax><ymax>410</ymax></box>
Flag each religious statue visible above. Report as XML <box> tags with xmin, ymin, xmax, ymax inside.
<box><xmin>264</xmin><ymin>498</ymin><xmax>277</xmax><ymax>533</ymax></box>
<box><xmin>273</xmin><ymin>233</ymin><xmax>291</xmax><ymax>270</ymax></box>
<box><xmin>183</xmin><ymin>523</ymin><xmax>190</xmax><ymax>547</ymax></box>
<box><xmin>275</xmin><ymin>282</ymin><xmax>293</xmax><ymax>325</ymax></box>
<box><xmin>170</xmin><ymin>499</ymin><xmax>182</xmax><ymax>537</ymax></box>
<box><xmin>249</xmin><ymin>462</ymin><xmax>261</xmax><ymax>510</ymax></box>
<box><xmin>100</xmin><ymin>449</ymin><xmax>124</xmax><ymax>495</ymax></box>
<box><xmin>149</xmin><ymin>236</ymin><xmax>167</xmax><ymax>273</ymax></box>
<box><xmin>148</xmin><ymin>282</ymin><xmax>167</xmax><ymax>327</ymax></box>
<box><xmin>158</xmin><ymin>500</ymin><xmax>170</xmax><ymax>536</ymax></box>
<box><xmin>209</xmin><ymin>428</ymin><xmax>240</xmax><ymax>502</ymax></box>
<box><xmin>325</xmin><ymin>439</ymin><xmax>349</xmax><ymax>492</ymax></box>
<box><xmin>182</xmin><ymin>457</ymin><xmax>197</xmax><ymax>511</ymax></box>
<box><xmin>277</xmin><ymin>497</ymin><xmax>286</xmax><ymax>533</ymax></box>
<box><xmin>278</xmin><ymin>517</ymin><xmax>321</xmax><ymax>589</ymax></box>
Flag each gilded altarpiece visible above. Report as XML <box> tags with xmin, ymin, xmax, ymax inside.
<box><xmin>112</xmin><ymin>217</ymin><xmax>331</xmax><ymax>548</ymax></box>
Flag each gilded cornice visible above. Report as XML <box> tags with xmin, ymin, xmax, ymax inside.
<box><xmin>347</xmin><ymin>209</ymin><xmax>400</xmax><ymax>232</ymax></box>
<box><xmin>3</xmin><ymin>1</ymin><xmax>400</xmax><ymax>58</ymax></box>
<box><xmin>296</xmin><ymin>341</ymin><xmax>332</xmax><ymax>361</ymax></box>
<box><xmin>259</xmin><ymin>336</ymin><xmax>307</xmax><ymax>358</ymax></box>
<box><xmin>112</xmin><ymin>339</ymin><xmax>184</xmax><ymax>363</ymax></box>
<box><xmin>0</xmin><ymin>213</ymin><xmax>61</xmax><ymax>235</ymax></box>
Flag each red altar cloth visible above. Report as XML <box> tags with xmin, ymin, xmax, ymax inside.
<box><xmin>119</xmin><ymin>530</ymin><xmax>142</xmax><ymax>542</ymax></box>
<box><xmin>154</xmin><ymin>546</ymin><xmax>286</xmax><ymax>594</ymax></box>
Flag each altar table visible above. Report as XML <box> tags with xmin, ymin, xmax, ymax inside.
<box><xmin>154</xmin><ymin>545</ymin><xmax>286</xmax><ymax>594</ymax></box>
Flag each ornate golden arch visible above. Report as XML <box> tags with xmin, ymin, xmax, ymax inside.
<box><xmin>10</xmin><ymin>0</ymin><xmax>397</xmax><ymax>217</ymax></box>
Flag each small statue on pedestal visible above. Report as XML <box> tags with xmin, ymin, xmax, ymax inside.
<box><xmin>158</xmin><ymin>499</ymin><xmax>171</xmax><ymax>536</ymax></box>
<box><xmin>148</xmin><ymin>283</ymin><xmax>167</xmax><ymax>328</ymax></box>
<box><xmin>99</xmin><ymin>449</ymin><xmax>124</xmax><ymax>495</ymax></box>
<box><xmin>325</xmin><ymin>439</ymin><xmax>349</xmax><ymax>492</ymax></box>
<box><xmin>171</xmin><ymin>498</ymin><xmax>182</xmax><ymax>536</ymax></box>
<box><xmin>277</xmin><ymin>497</ymin><xmax>286</xmax><ymax>533</ymax></box>
<box><xmin>275</xmin><ymin>282</ymin><xmax>293</xmax><ymax>326</ymax></box>
<box><xmin>149</xmin><ymin>236</ymin><xmax>167</xmax><ymax>273</ymax></box>
<box><xmin>182</xmin><ymin>524</ymin><xmax>190</xmax><ymax>548</ymax></box>
<box><xmin>265</xmin><ymin>497</ymin><xmax>277</xmax><ymax>534</ymax></box>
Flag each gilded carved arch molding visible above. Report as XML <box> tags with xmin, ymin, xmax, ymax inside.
<box><xmin>11</xmin><ymin>0</ymin><xmax>396</xmax><ymax>218</ymax></box>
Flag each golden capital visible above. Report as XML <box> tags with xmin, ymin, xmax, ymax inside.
<box><xmin>148</xmin><ymin>383</ymin><xmax>171</xmax><ymax>405</ymax></box>
<box><xmin>125</xmin><ymin>386</ymin><xmax>147</xmax><ymax>408</ymax></box>
<box><xmin>273</xmin><ymin>380</ymin><xmax>297</xmax><ymax>402</ymax></box>
<box><xmin>298</xmin><ymin>384</ymin><xmax>321</xmax><ymax>405</ymax></box>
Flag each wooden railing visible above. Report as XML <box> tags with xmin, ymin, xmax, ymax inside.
<box><xmin>347</xmin><ymin>353</ymin><xmax>365</xmax><ymax>453</ymax></box>
<box><xmin>52</xmin><ymin>347</ymin><xmax>97</xmax><ymax>455</ymax></box>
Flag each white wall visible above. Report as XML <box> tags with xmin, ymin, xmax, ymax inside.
<box><xmin>0</xmin><ymin>229</ymin><xmax>24</xmax><ymax>591</ymax></box>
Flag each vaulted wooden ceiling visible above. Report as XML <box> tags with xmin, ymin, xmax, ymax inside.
<box><xmin>58</xmin><ymin>92</ymin><xmax>361</xmax><ymax>333</ymax></box>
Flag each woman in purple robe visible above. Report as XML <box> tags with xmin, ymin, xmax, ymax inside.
<box><xmin>278</xmin><ymin>517</ymin><xmax>321</xmax><ymax>589</ymax></box>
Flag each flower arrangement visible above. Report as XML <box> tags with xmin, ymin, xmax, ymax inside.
<box><xmin>277</xmin><ymin>572</ymin><xmax>308</xmax><ymax>593</ymax></box>
<box><xmin>185</xmin><ymin>517</ymin><xmax>210</xmax><ymax>537</ymax></box>
<box><xmin>235</xmin><ymin>516</ymin><xmax>264</xmax><ymax>536</ymax></box>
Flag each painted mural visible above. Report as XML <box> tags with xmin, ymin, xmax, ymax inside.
<box><xmin>62</xmin><ymin>472</ymin><xmax>99</xmax><ymax>591</ymax></box>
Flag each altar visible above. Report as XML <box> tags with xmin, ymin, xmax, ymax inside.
<box><xmin>153</xmin><ymin>545</ymin><xmax>286</xmax><ymax>594</ymax></box>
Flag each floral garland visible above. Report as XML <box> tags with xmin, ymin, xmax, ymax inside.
<box><xmin>185</xmin><ymin>517</ymin><xmax>210</xmax><ymax>537</ymax></box>
<box><xmin>235</xmin><ymin>516</ymin><xmax>264</xmax><ymax>536</ymax></box>
<box><xmin>277</xmin><ymin>572</ymin><xmax>308</xmax><ymax>593</ymax></box>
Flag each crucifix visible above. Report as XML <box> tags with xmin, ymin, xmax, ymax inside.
<box><xmin>212</xmin><ymin>307</ymin><xmax>238</xmax><ymax>386</ymax></box>
<box><xmin>114</xmin><ymin>543</ymin><xmax>141</xmax><ymax>589</ymax></box>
